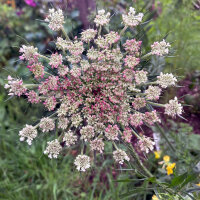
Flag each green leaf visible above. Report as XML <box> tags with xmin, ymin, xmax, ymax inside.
<box><xmin>170</xmin><ymin>172</ymin><xmax>187</xmax><ymax>187</ymax></box>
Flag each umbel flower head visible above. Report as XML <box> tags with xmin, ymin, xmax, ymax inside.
<box><xmin>4</xmin><ymin>7</ymin><xmax>183</xmax><ymax>172</ymax></box>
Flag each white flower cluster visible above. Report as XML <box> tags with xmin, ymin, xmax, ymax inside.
<box><xmin>74</xmin><ymin>154</ymin><xmax>91</xmax><ymax>172</ymax></box>
<box><xmin>122</xmin><ymin>7</ymin><xmax>143</xmax><ymax>27</ymax></box>
<box><xmin>94</xmin><ymin>9</ymin><xmax>110</xmax><ymax>26</ymax></box>
<box><xmin>137</xmin><ymin>136</ymin><xmax>155</xmax><ymax>154</ymax></box>
<box><xmin>165</xmin><ymin>97</ymin><xmax>183</xmax><ymax>117</ymax></box>
<box><xmin>39</xmin><ymin>117</ymin><xmax>55</xmax><ymax>133</ymax></box>
<box><xmin>4</xmin><ymin>75</ymin><xmax>27</xmax><ymax>96</ymax></box>
<box><xmin>63</xmin><ymin>131</ymin><xmax>77</xmax><ymax>147</ymax></box>
<box><xmin>81</xmin><ymin>29</ymin><xmax>97</xmax><ymax>42</ymax></box>
<box><xmin>44</xmin><ymin>139</ymin><xmax>62</xmax><ymax>158</ymax></box>
<box><xmin>45</xmin><ymin>8</ymin><xmax>64</xmax><ymax>31</ymax></box>
<box><xmin>151</xmin><ymin>40</ymin><xmax>171</xmax><ymax>56</ymax></box>
<box><xmin>157</xmin><ymin>72</ymin><xmax>177</xmax><ymax>88</ymax></box>
<box><xmin>19</xmin><ymin>125</ymin><xmax>37</xmax><ymax>145</ymax></box>
<box><xmin>113</xmin><ymin>149</ymin><xmax>130</xmax><ymax>165</ymax></box>
<box><xmin>90</xmin><ymin>138</ymin><xmax>104</xmax><ymax>153</ymax></box>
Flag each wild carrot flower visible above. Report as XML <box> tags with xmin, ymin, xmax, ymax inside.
<box><xmin>44</xmin><ymin>139</ymin><xmax>62</xmax><ymax>159</ymax></box>
<box><xmin>19</xmin><ymin>125</ymin><xmax>37</xmax><ymax>145</ymax></box>
<box><xmin>39</xmin><ymin>117</ymin><xmax>55</xmax><ymax>133</ymax></box>
<box><xmin>113</xmin><ymin>149</ymin><xmax>130</xmax><ymax>164</ymax></box>
<box><xmin>157</xmin><ymin>72</ymin><xmax>177</xmax><ymax>88</ymax></box>
<box><xmin>81</xmin><ymin>29</ymin><xmax>97</xmax><ymax>42</ymax></box>
<box><xmin>94</xmin><ymin>9</ymin><xmax>110</xmax><ymax>26</ymax></box>
<box><xmin>4</xmin><ymin>76</ymin><xmax>27</xmax><ymax>96</ymax></box>
<box><xmin>122</xmin><ymin>7</ymin><xmax>143</xmax><ymax>27</ymax></box>
<box><xmin>137</xmin><ymin>136</ymin><xmax>155</xmax><ymax>154</ymax></box>
<box><xmin>74</xmin><ymin>155</ymin><xmax>91</xmax><ymax>171</ymax></box>
<box><xmin>90</xmin><ymin>138</ymin><xmax>104</xmax><ymax>153</ymax></box>
<box><xmin>45</xmin><ymin>8</ymin><xmax>64</xmax><ymax>31</ymax></box>
<box><xmin>151</xmin><ymin>39</ymin><xmax>171</xmax><ymax>56</ymax></box>
<box><xmin>165</xmin><ymin>97</ymin><xmax>183</xmax><ymax>117</ymax></box>
<box><xmin>5</xmin><ymin>7</ymin><xmax>182</xmax><ymax>172</ymax></box>
<box><xmin>63</xmin><ymin>131</ymin><xmax>78</xmax><ymax>147</ymax></box>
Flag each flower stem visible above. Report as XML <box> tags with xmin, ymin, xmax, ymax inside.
<box><xmin>155</xmin><ymin>123</ymin><xmax>176</xmax><ymax>152</ymax></box>
<box><xmin>61</xmin><ymin>27</ymin><xmax>70</xmax><ymax>41</ymax></box>
<box><xmin>120</xmin><ymin>26</ymin><xmax>128</xmax><ymax>36</ymax></box>
<box><xmin>141</xmin><ymin>52</ymin><xmax>152</xmax><ymax>59</ymax></box>
<box><xmin>128</xmin><ymin>144</ymin><xmax>153</xmax><ymax>178</ymax></box>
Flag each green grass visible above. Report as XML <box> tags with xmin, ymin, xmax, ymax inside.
<box><xmin>0</xmin><ymin>125</ymin><xmax>131</xmax><ymax>200</ymax></box>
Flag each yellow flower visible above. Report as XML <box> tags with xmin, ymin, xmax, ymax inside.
<box><xmin>154</xmin><ymin>151</ymin><xmax>161</xmax><ymax>159</ymax></box>
<box><xmin>166</xmin><ymin>163</ymin><xmax>176</xmax><ymax>175</ymax></box>
<box><xmin>163</xmin><ymin>155</ymin><xmax>170</xmax><ymax>163</ymax></box>
<box><xmin>196</xmin><ymin>183</ymin><xmax>200</xmax><ymax>187</ymax></box>
<box><xmin>152</xmin><ymin>195</ymin><xmax>159</xmax><ymax>200</ymax></box>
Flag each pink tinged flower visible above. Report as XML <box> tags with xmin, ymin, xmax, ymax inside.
<box><xmin>94</xmin><ymin>9</ymin><xmax>110</xmax><ymax>26</ymax></box>
<box><xmin>81</xmin><ymin>29</ymin><xmax>97</xmax><ymax>42</ymax></box>
<box><xmin>80</xmin><ymin>125</ymin><xmax>95</xmax><ymax>141</ymax></box>
<box><xmin>49</xmin><ymin>53</ymin><xmax>62</xmax><ymax>68</ymax></box>
<box><xmin>58</xmin><ymin>65</ymin><xmax>69</xmax><ymax>77</ymax></box>
<box><xmin>144</xmin><ymin>110</ymin><xmax>161</xmax><ymax>125</ymax></box>
<box><xmin>47</xmin><ymin>76</ymin><xmax>59</xmax><ymax>90</ymax></box>
<box><xmin>74</xmin><ymin>155</ymin><xmax>91</xmax><ymax>172</ymax></box>
<box><xmin>165</xmin><ymin>97</ymin><xmax>183</xmax><ymax>117</ymax></box>
<box><xmin>122</xmin><ymin>7</ymin><xmax>143</xmax><ymax>27</ymax></box>
<box><xmin>63</xmin><ymin>131</ymin><xmax>77</xmax><ymax>147</ymax></box>
<box><xmin>67</xmin><ymin>55</ymin><xmax>81</xmax><ymax>64</ymax></box>
<box><xmin>129</xmin><ymin>113</ymin><xmax>144</xmax><ymax>127</ymax></box>
<box><xmin>19</xmin><ymin>45</ymin><xmax>38</xmax><ymax>64</ymax></box>
<box><xmin>39</xmin><ymin>117</ymin><xmax>55</xmax><ymax>132</ymax></box>
<box><xmin>132</xmin><ymin>97</ymin><xmax>146</xmax><ymax>110</ymax></box>
<box><xmin>27</xmin><ymin>63</ymin><xmax>44</xmax><ymax>79</ymax></box>
<box><xmin>24</xmin><ymin>0</ymin><xmax>36</xmax><ymax>7</ymax></box>
<box><xmin>19</xmin><ymin>125</ymin><xmax>37</xmax><ymax>145</ymax></box>
<box><xmin>90</xmin><ymin>138</ymin><xmax>104</xmax><ymax>153</ymax></box>
<box><xmin>56</xmin><ymin>37</ymin><xmax>72</xmax><ymax>50</ymax></box>
<box><xmin>105</xmin><ymin>31</ymin><xmax>120</xmax><ymax>45</ymax></box>
<box><xmin>87</xmin><ymin>48</ymin><xmax>99</xmax><ymax>60</ymax></box>
<box><xmin>105</xmin><ymin>125</ymin><xmax>119</xmax><ymax>141</ymax></box>
<box><xmin>45</xmin><ymin>9</ymin><xmax>64</xmax><ymax>31</ymax></box>
<box><xmin>44</xmin><ymin>139</ymin><xmax>62</xmax><ymax>159</ymax></box>
<box><xmin>70</xmin><ymin>67</ymin><xmax>81</xmax><ymax>78</ymax></box>
<box><xmin>26</xmin><ymin>91</ymin><xmax>40</xmax><ymax>104</ymax></box>
<box><xmin>68</xmin><ymin>40</ymin><xmax>84</xmax><ymax>56</ymax></box>
<box><xmin>71</xmin><ymin>114</ymin><xmax>82</xmax><ymax>128</ymax></box>
<box><xmin>137</xmin><ymin>136</ymin><xmax>155</xmax><ymax>154</ymax></box>
<box><xmin>123</xmin><ymin>69</ymin><xmax>134</xmax><ymax>82</ymax></box>
<box><xmin>157</xmin><ymin>72</ymin><xmax>177</xmax><ymax>88</ymax></box>
<box><xmin>122</xmin><ymin>128</ymin><xmax>132</xmax><ymax>143</ymax></box>
<box><xmin>113</xmin><ymin>149</ymin><xmax>130</xmax><ymax>164</ymax></box>
<box><xmin>43</xmin><ymin>96</ymin><xmax>57</xmax><ymax>111</ymax></box>
<box><xmin>58</xmin><ymin>117</ymin><xmax>69</xmax><ymax>129</ymax></box>
<box><xmin>5</xmin><ymin>75</ymin><xmax>27</xmax><ymax>96</ymax></box>
<box><xmin>151</xmin><ymin>39</ymin><xmax>171</xmax><ymax>56</ymax></box>
<box><xmin>145</xmin><ymin>86</ymin><xmax>162</xmax><ymax>100</ymax></box>
<box><xmin>95</xmin><ymin>36</ymin><xmax>109</xmax><ymax>49</ymax></box>
<box><xmin>38</xmin><ymin>82</ymin><xmax>49</xmax><ymax>95</ymax></box>
<box><xmin>123</xmin><ymin>39</ymin><xmax>142</xmax><ymax>55</ymax></box>
<box><xmin>124</xmin><ymin>55</ymin><xmax>140</xmax><ymax>69</ymax></box>
<box><xmin>134</xmin><ymin>70</ymin><xmax>148</xmax><ymax>84</ymax></box>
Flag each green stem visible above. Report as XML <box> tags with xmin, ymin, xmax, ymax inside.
<box><xmin>39</xmin><ymin>54</ymin><xmax>49</xmax><ymax>61</ymax></box>
<box><xmin>120</xmin><ymin>25</ymin><xmax>128</xmax><ymax>36</ymax></box>
<box><xmin>155</xmin><ymin>123</ymin><xmax>176</xmax><ymax>152</ymax></box>
<box><xmin>129</xmin><ymin>144</ymin><xmax>153</xmax><ymax>178</ymax></box>
<box><xmin>141</xmin><ymin>52</ymin><xmax>152</xmax><ymax>59</ymax></box>
<box><xmin>61</xmin><ymin>27</ymin><xmax>70</xmax><ymax>41</ymax></box>
<box><xmin>147</xmin><ymin>101</ymin><xmax>165</xmax><ymax>107</ymax></box>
